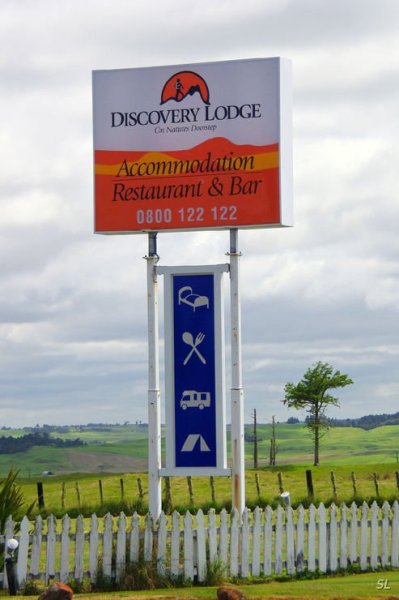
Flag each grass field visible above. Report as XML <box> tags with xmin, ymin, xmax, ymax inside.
<box><xmin>6</xmin><ymin>570</ymin><xmax>399</xmax><ymax>599</ymax></box>
<box><xmin>8</xmin><ymin>461</ymin><xmax>399</xmax><ymax>517</ymax></box>
<box><xmin>1</xmin><ymin>423</ymin><xmax>399</xmax><ymax>516</ymax></box>
<box><xmin>2</xmin><ymin>423</ymin><xmax>399</xmax><ymax>477</ymax></box>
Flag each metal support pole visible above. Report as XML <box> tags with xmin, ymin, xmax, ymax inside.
<box><xmin>229</xmin><ymin>229</ymin><xmax>245</xmax><ymax>515</ymax></box>
<box><xmin>145</xmin><ymin>232</ymin><xmax>162</xmax><ymax>518</ymax></box>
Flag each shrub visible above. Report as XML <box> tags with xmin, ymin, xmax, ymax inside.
<box><xmin>0</xmin><ymin>468</ymin><xmax>35</xmax><ymax>570</ymax></box>
<box><xmin>202</xmin><ymin>559</ymin><xmax>227</xmax><ymax>586</ymax></box>
<box><xmin>0</xmin><ymin>468</ymin><xmax>28</xmax><ymax>530</ymax></box>
<box><xmin>21</xmin><ymin>578</ymin><xmax>45</xmax><ymax>596</ymax></box>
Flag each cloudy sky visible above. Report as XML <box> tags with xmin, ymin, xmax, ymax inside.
<box><xmin>1</xmin><ymin>0</ymin><xmax>398</xmax><ymax>427</ymax></box>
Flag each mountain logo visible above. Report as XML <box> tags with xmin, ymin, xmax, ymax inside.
<box><xmin>160</xmin><ymin>71</ymin><xmax>210</xmax><ymax>105</ymax></box>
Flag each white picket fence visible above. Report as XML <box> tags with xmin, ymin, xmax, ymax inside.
<box><xmin>1</xmin><ymin>501</ymin><xmax>399</xmax><ymax>588</ymax></box>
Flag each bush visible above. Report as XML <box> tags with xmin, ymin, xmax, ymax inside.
<box><xmin>0</xmin><ymin>468</ymin><xmax>27</xmax><ymax>530</ymax></box>
<box><xmin>0</xmin><ymin>468</ymin><xmax>35</xmax><ymax>570</ymax></box>
<box><xmin>202</xmin><ymin>559</ymin><xmax>227</xmax><ymax>586</ymax></box>
<box><xmin>21</xmin><ymin>578</ymin><xmax>45</xmax><ymax>596</ymax></box>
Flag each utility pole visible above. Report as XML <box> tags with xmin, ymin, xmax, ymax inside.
<box><xmin>269</xmin><ymin>415</ymin><xmax>277</xmax><ymax>467</ymax></box>
<box><xmin>253</xmin><ymin>408</ymin><xmax>258</xmax><ymax>469</ymax></box>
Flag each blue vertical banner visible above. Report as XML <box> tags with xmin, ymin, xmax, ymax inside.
<box><xmin>173</xmin><ymin>273</ymin><xmax>216</xmax><ymax>467</ymax></box>
<box><xmin>159</xmin><ymin>264</ymin><xmax>229</xmax><ymax>475</ymax></box>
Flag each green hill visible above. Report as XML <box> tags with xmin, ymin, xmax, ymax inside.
<box><xmin>1</xmin><ymin>422</ymin><xmax>399</xmax><ymax>477</ymax></box>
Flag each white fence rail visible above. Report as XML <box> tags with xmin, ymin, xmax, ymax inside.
<box><xmin>1</xmin><ymin>501</ymin><xmax>399</xmax><ymax>588</ymax></box>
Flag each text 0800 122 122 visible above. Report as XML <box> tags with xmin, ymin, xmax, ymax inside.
<box><xmin>136</xmin><ymin>205</ymin><xmax>238</xmax><ymax>227</ymax></box>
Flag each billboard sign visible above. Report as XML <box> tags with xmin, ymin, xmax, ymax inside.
<box><xmin>159</xmin><ymin>264</ymin><xmax>229</xmax><ymax>475</ymax></box>
<box><xmin>93</xmin><ymin>57</ymin><xmax>292</xmax><ymax>233</ymax></box>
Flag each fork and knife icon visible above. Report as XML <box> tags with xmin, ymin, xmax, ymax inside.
<box><xmin>182</xmin><ymin>331</ymin><xmax>206</xmax><ymax>365</ymax></box>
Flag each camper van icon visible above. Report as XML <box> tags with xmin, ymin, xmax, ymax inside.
<box><xmin>180</xmin><ymin>390</ymin><xmax>211</xmax><ymax>410</ymax></box>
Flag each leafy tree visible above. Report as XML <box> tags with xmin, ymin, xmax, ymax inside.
<box><xmin>283</xmin><ymin>361</ymin><xmax>353</xmax><ymax>466</ymax></box>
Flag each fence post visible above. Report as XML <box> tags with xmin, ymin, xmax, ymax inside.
<box><xmin>296</xmin><ymin>505</ymin><xmax>305</xmax><ymax>572</ymax></box>
<box><xmin>137</xmin><ymin>477</ymin><xmax>144</xmax><ymax>500</ymax></box>
<box><xmin>196</xmin><ymin>509</ymin><xmax>207</xmax><ymax>582</ymax></box>
<box><xmin>170</xmin><ymin>511</ymin><xmax>180</xmax><ymax>577</ymax></box>
<box><xmin>381</xmin><ymin>501</ymin><xmax>389</xmax><ymax>568</ymax></box>
<box><xmin>210</xmin><ymin>476</ymin><xmax>216</xmax><ymax>503</ymax></box>
<box><xmin>392</xmin><ymin>501</ymin><xmax>399</xmax><ymax>568</ymax></box>
<box><xmin>252</xmin><ymin>506</ymin><xmax>261</xmax><ymax>576</ymax></box>
<box><xmin>74</xmin><ymin>515</ymin><xmax>85</xmax><ymax>581</ymax></box>
<box><xmin>373</xmin><ymin>472</ymin><xmax>379</xmax><ymax>497</ymax></box>
<box><xmin>351</xmin><ymin>471</ymin><xmax>357</xmax><ymax>496</ymax></box>
<box><xmin>89</xmin><ymin>513</ymin><xmax>99</xmax><ymax>583</ymax></box>
<box><xmin>102</xmin><ymin>513</ymin><xmax>113</xmax><ymax>577</ymax></box>
<box><xmin>255</xmin><ymin>472</ymin><xmax>261</xmax><ymax>499</ymax></box>
<box><xmin>144</xmin><ymin>513</ymin><xmax>153</xmax><ymax>563</ymax></box>
<box><xmin>16</xmin><ymin>516</ymin><xmax>30</xmax><ymax>587</ymax></box>
<box><xmin>339</xmin><ymin>503</ymin><xmax>348</xmax><ymax>570</ymax></box>
<box><xmin>275</xmin><ymin>505</ymin><xmax>283</xmax><ymax>574</ymax></box>
<box><xmin>307</xmin><ymin>504</ymin><xmax>316</xmax><ymax>572</ymax></box>
<box><xmin>45</xmin><ymin>515</ymin><xmax>56</xmax><ymax>583</ymax></box>
<box><xmin>29</xmin><ymin>515</ymin><xmax>43</xmax><ymax>579</ymax></box>
<box><xmin>61</xmin><ymin>481</ymin><xmax>66</xmax><ymax>511</ymax></box>
<box><xmin>306</xmin><ymin>470</ymin><xmax>314</xmax><ymax>500</ymax></box>
<box><xmin>329</xmin><ymin>504</ymin><xmax>338</xmax><ymax>572</ymax></box>
<box><xmin>187</xmin><ymin>476</ymin><xmax>194</xmax><ymax>505</ymax></box>
<box><xmin>370</xmin><ymin>501</ymin><xmax>379</xmax><ymax>570</ymax></box>
<box><xmin>360</xmin><ymin>502</ymin><xmax>368</xmax><ymax>570</ymax></box>
<box><xmin>60</xmin><ymin>515</ymin><xmax>70</xmax><ymax>583</ymax></box>
<box><xmin>115</xmin><ymin>513</ymin><xmax>127</xmax><ymax>581</ymax></box>
<box><xmin>98</xmin><ymin>480</ymin><xmax>104</xmax><ymax>505</ymax></box>
<box><xmin>75</xmin><ymin>482</ymin><xmax>81</xmax><ymax>508</ymax></box>
<box><xmin>330</xmin><ymin>471</ymin><xmax>337</xmax><ymax>501</ymax></box>
<box><xmin>130</xmin><ymin>512</ymin><xmax>140</xmax><ymax>564</ymax></box>
<box><xmin>183</xmin><ymin>511</ymin><xmax>194</xmax><ymax>581</ymax></box>
<box><xmin>277</xmin><ymin>471</ymin><xmax>283</xmax><ymax>494</ymax></box>
<box><xmin>157</xmin><ymin>512</ymin><xmax>167</xmax><ymax>576</ymax></box>
<box><xmin>318</xmin><ymin>503</ymin><xmax>327</xmax><ymax>573</ymax></box>
<box><xmin>37</xmin><ymin>482</ymin><xmax>45</xmax><ymax>510</ymax></box>
<box><xmin>164</xmin><ymin>476</ymin><xmax>172</xmax><ymax>512</ymax></box>
<box><xmin>208</xmin><ymin>508</ymin><xmax>218</xmax><ymax>564</ymax></box>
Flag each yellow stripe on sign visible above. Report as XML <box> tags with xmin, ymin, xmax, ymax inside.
<box><xmin>95</xmin><ymin>151</ymin><xmax>279</xmax><ymax>176</ymax></box>
<box><xmin>254</xmin><ymin>151</ymin><xmax>279</xmax><ymax>170</ymax></box>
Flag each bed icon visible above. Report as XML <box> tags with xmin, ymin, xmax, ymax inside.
<box><xmin>178</xmin><ymin>286</ymin><xmax>209</xmax><ymax>311</ymax></box>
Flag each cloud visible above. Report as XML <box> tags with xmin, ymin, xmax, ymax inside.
<box><xmin>0</xmin><ymin>0</ymin><xmax>398</xmax><ymax>426</ymax></box>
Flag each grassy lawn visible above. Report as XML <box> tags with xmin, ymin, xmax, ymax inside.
<box><xmin>11</xmin><ymin>461</ymin><xmax>398</xmax><ymax>516</ymax></box>
<box><xmin>8</xmin><ymin>571</ymin><xmax>399</xmax><ymax>599</ymax></box>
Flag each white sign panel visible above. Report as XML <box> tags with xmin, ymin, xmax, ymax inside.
<box><xmin>93</xmin><ymin>57</ymin><xmax>292</xmax><ymax>233</ymax></box>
